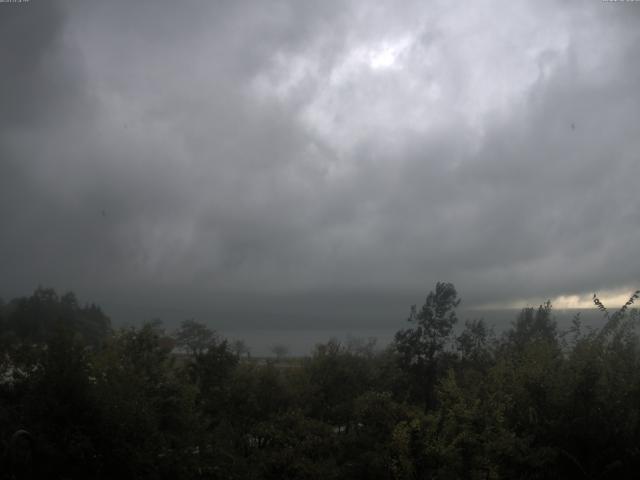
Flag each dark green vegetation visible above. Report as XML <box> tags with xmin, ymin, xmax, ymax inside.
<box><xmin>1</xmin><ymin>284</ymin><xmax>640</xmax><ymax>479</ymax></box>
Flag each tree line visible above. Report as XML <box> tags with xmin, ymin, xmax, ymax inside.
<box><xmin>1</xmin><ymin>283</ymin><xmax>640</xmax><ymax>479</ymax></box>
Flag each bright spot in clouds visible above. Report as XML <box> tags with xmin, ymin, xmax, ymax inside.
<box><xmin>367</xmin><ymin>39</ymin><xmax>409</xmax><ymax>70</ymax></box>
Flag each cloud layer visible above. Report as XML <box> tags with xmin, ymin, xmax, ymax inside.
<box><xmin>1</xmin><ymin>0</ymin><xmax>639</xmax><ymax>326</ymax></box>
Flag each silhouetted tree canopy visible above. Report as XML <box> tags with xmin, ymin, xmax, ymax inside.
<box><xmin>0</xmin><ymin>287</ymin><xmax>110</xmax><ymax>348</ymax></box>
<box><xmin>2</xmin><ymin>284</ymin><xmax>640</xmax><ymax>479</ymax></box>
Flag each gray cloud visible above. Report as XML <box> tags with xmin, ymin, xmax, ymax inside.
<box><xmin>1</xmin><ymin>0</ymin><xmax>640</xmax><ymax>329</ymax></box>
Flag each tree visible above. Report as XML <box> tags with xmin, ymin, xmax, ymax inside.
<box><xmin>190</xmin><ymin>340</ymin><xmax>238</xmax><ymax>401</ymax></box>
<box><xmin>91</xmin><ymin>323</ymin><xmax>202</xmax><ymax>479</ymax></box>
<box><xmin>456</xmin><ymin>318</ymin><xmax>493</xmax><ymax>367</ymax></box>
<box><xmin>173</xmin><ymin>319</ymin><xmax>216</xmax><ymax>357</ymax></box>
<box><xmin>270</xmin><ymin>344</ymin><xmax>290</xmax><ymax>361</ymax></box>
<box><xmin>302</xmin><ymin>339</ymin><xmax>375</xmax><ymax>426</ymax></box>
<box><xmin>394</xmin><ymin>282</ymin><xmax>460</xmax><ymax>408</ymax></box>
<box><xmin>1</xmin><ymin>287</ymin><xmax>110</xmax><ymax>347</ymax></box>
<box><xmin>232</xmin><ymin>339</ymin><xmax>250</xmax><ymax>359</ymax></box>
<box><xmin>503</xmin><ymin>301</ymin><xmax>557</xmax><ymax>350</ymax></box>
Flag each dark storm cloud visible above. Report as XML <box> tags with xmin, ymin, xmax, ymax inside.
<box><xmin>0</xmin><ymin>1</ymin><xmax>93</xmax><ymax>289</ymax></box>
<box><xmin>1</xmin><ymin>0</ymin><xmax>640</xmax><ymax>327</ymax></box>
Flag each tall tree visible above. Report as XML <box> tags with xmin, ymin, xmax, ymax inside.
<box><xmin>394</xmin><ymin>282</ymin><xmax>460</xmax><ymax>408</ymax></box>
<box><xmin>174</xmin><ymin>319</ymin><xmax>216</xmax><ymax>357</ymax></box>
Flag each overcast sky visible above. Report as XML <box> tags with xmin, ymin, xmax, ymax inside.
<box><xmin>1</xmin><ymin>0</ymin><xmax>639</xmax><ymax>329</ymax></box>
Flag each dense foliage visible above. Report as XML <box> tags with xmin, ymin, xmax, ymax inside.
<box><xmin>1</xmin><ymin>284</ymin><xmax>640</xmax><ymax>479</ymax></box>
